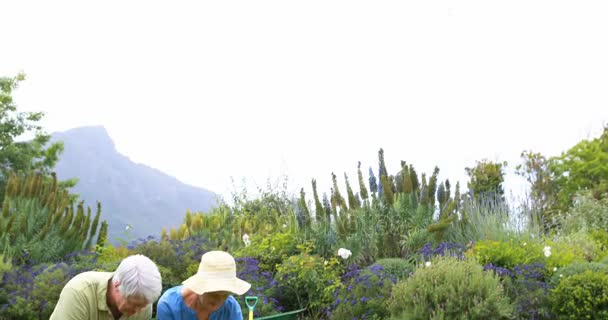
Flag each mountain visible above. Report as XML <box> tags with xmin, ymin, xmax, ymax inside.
<box><xmin>50</xmin><ymin>126</ymin><xmax>218</xmax><ymax>244</ymax></box>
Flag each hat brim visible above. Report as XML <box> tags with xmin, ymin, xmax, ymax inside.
<box><xmin>182</xmin><ymin>275</ymin><xmax>251</xmax><ymax>296</ymax></box>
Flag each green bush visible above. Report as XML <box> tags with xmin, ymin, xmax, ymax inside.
<box><xmin>470</xmin><ymin>239</ymin><xmax>544</xmax><ymax>270</ymax></box>
<box><xmin>29</xmin><ymin>263</ymin><xmax>73</xmax><ymax>319</ymax></box>
<box><xmin>234</xmin><ymin>231</ymin><xmax>298</xmax><ymax>273</ymax></box>
<box><xmin>560</xmin><ymin>190</ymin><xmax>608</xmax><ymax>234</ymax></box>
<box><xmin>544</xmin><ymin>231</ymin><xmax>602</xmax><ymax>269</ymax></box>
<box><xmin>272</xmin><ymin>253</ymin><xmax>342</xmax><ymax>315</ymax></box>
<box><xmin>601</xmin><ymin>255</ymin><xmax>608</xmax><ymax>265</ymax></box>
<box><xmin>373</xmin><ymin>258</ymin><xmax>414</xmax><ymax>280</ymax></box>
<box><xmin>590</xmin><ymin>229</ymin><xmax>608</xmax><ymax>251</ymax></box>
<box><xmin>549</xmin><ymin>262</ymin><xmax>608</xmax><ymax>287</ymax></box>
<box><xmin>549</xmin><ymin>270</ymin><xmax>608</xmax><ymax>319</ymax></box>
<box><xmin>470</xmin><ymin>234</ymin><xmax>598</xmax><ymax>276</ymax></box>
<box><xmin>388</xmin><ymin>257</ymin><xmax>514</xmax><ymax>320</ymax></box>
<box><xmin>0</xmin><ymin>296</ymin><xmax>37</xmax><ymax>320</ymax></box>
<box><xmin>95</xmin><ymin>244</ymin><xmax>130</xmax><ymax>271</ymax></box>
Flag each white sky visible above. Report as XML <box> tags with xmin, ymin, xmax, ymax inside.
<box><xmin>1</xmin><ymin>0</ymin><xmax>607</xmax><ymax>205</ymax></box>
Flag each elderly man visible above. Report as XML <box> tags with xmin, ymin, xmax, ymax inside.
<box><xmin>50</xmin><ymin>254</ymin><xmax>163</xmax><ymax>320</ymax></box>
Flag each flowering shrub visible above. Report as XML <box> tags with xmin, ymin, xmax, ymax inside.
<box><xmin>234</xmin><ymin>257</ymin><xmax>284</xmax><ymax>317</ymax></box>
<box><xmin>328</xmin><ymin>263</ymin><xmax>398</xmax><ymax>319</ymax></box>
<box><xmin>485</xmin><ymin>263</ymin><xmax>550</xmax><ymax>320</ymax></box>
<box><xmin>419</xmin><ymin>242</ymin><xmax>467</xmax><ymax>261</ymax></box>
<box><xmin>388</xmin><ymin>257</ymin><xmax>514</xmax><ymax>319</ymax></box>
<box><xmin>0</xmin><ymin>262</ymin><xmax>81</xmax><ymax>320</ymax></box>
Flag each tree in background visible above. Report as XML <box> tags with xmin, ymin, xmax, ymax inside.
<box><xmin>465</xmin><ymin>159</ymin><xmax>508</xmax><ymax>204</ymax></box>
<box><xmin>0</xmin><ymin>73</ymin><xmax>73</xmax><ymax>200</ymax></box>
<box><xmin>549</xmin><ymin>125</ymin><xmax>608</xmax><ymax>211</ymax></box>
<box><xmin>516</xmin><ymin>150</ymin><xmax>558</xmax><ymax>231</ymax></box>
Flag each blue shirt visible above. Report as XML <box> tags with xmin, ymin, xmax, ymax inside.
<box><xmin>157</xmin><ymin>285</ymin><xmax>243</xmax><ymax>320</ymax></box>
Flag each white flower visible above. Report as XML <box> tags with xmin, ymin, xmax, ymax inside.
<box><xmin>283</xmin><ymin>224</ymin><xmax>287</xmax><ymax>228</ymax></box>
<box><xmin>559</xmin><ymin>274</ymin><xmax>563</xmax><ymax>278</ymax></box>
<box><xmin>337</xmin><ymin>248</ymin><xmax>352</xmax><ymax>259</ymax></box>
<box><xmin>324</xmin><ymin>260</ymin><xmax>328</xmax><ymax>265</ymax></box>
<box><xmin>425</xmin><ymin>261</ymin><xmax>432</xmax><ymax>268</ymax></box>
<box><xmin>125</xmin><ymin>224</ymin><xmax>132</xmax><ymax>231</ymax></box>
<box><xmin>522</xmin><ymin>242</ymin><xmax>527</xmax><ymax>246</ymax></box>
<box><xmin>543</xmin><ymin>246</ymin><xmax>551</xmax><ymax>258</ymax></box>
<box><xmin>242</xmin><ymin>234</ymin><xmax>251</xmax><ymax>246</ymax></box>
<box><xmin>553</xmin><ymin>267</ymin><xmax>557</xmax><ymax>271</ymax></box>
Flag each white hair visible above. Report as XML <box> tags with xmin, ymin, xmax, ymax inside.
<box><xmin>113</xmin><ymin>254</ymin><xmax>162</xmax><ymax>303</ymax></box>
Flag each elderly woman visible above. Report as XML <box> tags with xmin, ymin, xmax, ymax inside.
<box><xmin>50</xmin><ymin>254</ymin><xmax>163</xmax><ymax>319</ymax></box>
<box><xmin>157</xmin><ymin>251</ymin><xmax>251</xmax><ymax>320</ymax></box>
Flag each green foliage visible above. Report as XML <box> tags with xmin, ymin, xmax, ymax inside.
<box><xmin>516</xmin><ymin>150</ymin><xmax>558</xmax><ymax>232</ymax></box>
<box><xmin>298</xmin><ymin>188</ymin><xmax>311</xmax><ymax>228</ymax></box>
<box><xmin>331</xmin><ymin>172</ymin><xmax>347</xmax><ymax>213</ymax></box>
<box><xmin>234</xmin><ymin>231</ymin><xmax>298</xmax><ymax>273</ymax></box>
<box><xmin>549</xmin><ymin>262</ymin><xmax>608</xmax><ymax>288</ymax></box>
<box><xmin>589</xmin><ymin>228</ymin><xmax>608</xmax><ymax>252</ymax></box>
<box><xmin>0</xmin><ymin>253</ymin><xmax>11</xmax><ymax>280</ymax></box>
<box><xmin>29</xmin><ymin>263</ymin><xmax>72</xmax><ymax>319</ymax></box>
<box><xmin>445</xmin><ymin>195</ymin><xmax>542</xmax><ymax>244</ymax></box>
<box><xmin>470</xmin><ymin>232</ymin><xmax>600</xmax><ymax>277</ymax></box>
<box><xmin>0</xmin><ymin>73</ymin><xmax>66</xmax><ymax>200</ymax></box>
<box><xmin>177</xmin><ymin>183</ymin><xmax>298</xmax><ymax>252</ymax></box>
<box><xmin>96</xmin><ymin>220</ymin><xmax>109</xmax><ymax>248</ymax></box>
<box><xmin>0</xmin><ymin>296</ymin><xmax>37</xmax><ymax>320</ymax></box>
<box><xmin>96</xmin><ymin>244</ymin><xmax>130</xmax><ymax>271</ymax></box>
<box><xmin>344</xmin><ymin>173</ymin><xmax>360</xmax><ymax>215</ymax></box>
<box><xmin>132</xmin><ymin>237</ymin><xmax>211</xmax><ymax>283</ymax></box>
<box><xmin>549</xmin><ymin>125</ymin><xmax>608</xmax><ymax>212</ymax></box>
<box><xmin>465</xmin><ymin>159</ymin><xmax>508</xmax><ymax>202</ymax></box>
<box><xmin>273</xmin><ymin>253</ymin><xmax>342</xmax><ymax>316</ymax></box>
<box><xmin>558</xmin><ymin>190</ymin><xmax>608</xmax><ymax>234</ymax></box>
<box><xmin>0</xmin><ymin>172</ymin><xmax>104</xmax><ymax>264</ymax></box>
<box><xmin>372</xmin><ymin>258</ymin><xmax>415</xmax><ymax>280</ymax></box>
<box><xmin>544</xmin><ymin>232</ymin><xmax>601</xmax><ymax>270</ymax></box>
<box><xmin>311</xmin><ymin>179</ymin><xmax>324</xmax><ymax>223</ymax></box>
<box><xmin>549</xmin><ymin>270</ymin><xmax>608</xmax><ymax>319</ymax></box>
<box><xmin>357</xmin><ymin>161</ymin><xmax>369</xmax><ymax>202</ymax></box>
<box><xmin>388</xmin><ymin>257</ymin><xmax>514</xmax><ymax>320</ymax></box>
<box><xmin>469</xmin><ymin>239</ymin><xmax>545</xmax><ymax>271</ymax></box>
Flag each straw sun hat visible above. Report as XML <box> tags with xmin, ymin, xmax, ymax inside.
<box><xmin>182</xmin><ymin>251</ymin><xmax>251</xmax><ymax>295</ymax></box>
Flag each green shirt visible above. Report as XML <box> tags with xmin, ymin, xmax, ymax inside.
<box><xmin>50</xmin><ymin>271</ymin><xmax>152</xmax><ymax>320</ymax></box>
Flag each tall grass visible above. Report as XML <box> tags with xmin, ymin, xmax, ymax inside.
<box><xmin>443</xmin><ymin>195</ymin><xmax>543</xmax><ymax>244</ymax></box>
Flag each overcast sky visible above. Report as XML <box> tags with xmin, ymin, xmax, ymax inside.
<box><xmin>1</xmin><ymin>0</ymin><xmax>607</xmax><ymax>205</ymax></box>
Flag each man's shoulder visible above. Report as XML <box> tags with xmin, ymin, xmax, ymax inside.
<box><xmin>65</xmin><ymin>271</ymin><xmax>113</xmax><ymax>291</ymax></box>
